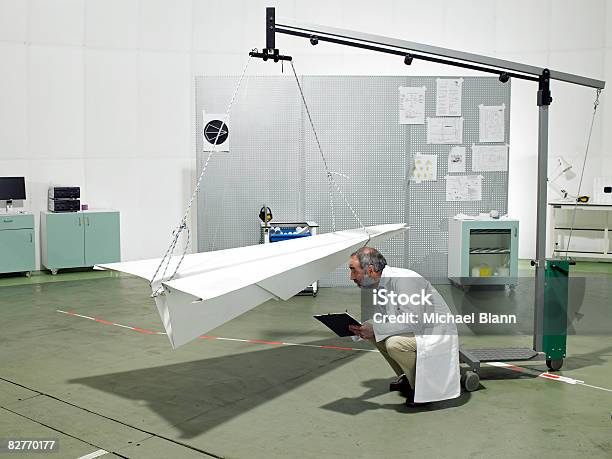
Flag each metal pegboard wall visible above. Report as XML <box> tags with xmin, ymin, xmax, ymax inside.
<box><xmin>194</xmin><ymin>75</ymin><xmax>510</xmax><ymax>285</ymax></box>
<box><xmin>405</xmin><ymin>77</ymin><xmax>510</xmax><ymax>280</ymax></box>
<box><xmin>195</xmin><ymin>76</ymin><xmax>304</xmax><ymax>252</ymax></box>
<box><xmin>301</xmin><ymin>76</ymin><xmax>407</xmax><ymax>287</ymax></box>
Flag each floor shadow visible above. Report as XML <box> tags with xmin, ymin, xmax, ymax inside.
<box><xmin>69</xmin><ymin>338</ymin><xmax>368</xmax><ymax>439</ymax></box>
<box><xmin>320</xmin><ymin>378</ymin><xmax>471</xmax><ymax>415</ymax></box>
<box><xmin>458</xmin><ymin>343</ymin><xmax>612</xmax><ymax>379</ymax></box>
<box><xmin>556</xmin><ymin>344</ymin><xmax>612</xmax><ymax>371</ymax></box>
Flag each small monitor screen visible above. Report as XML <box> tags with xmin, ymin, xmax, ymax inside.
<box><xmin>0</xmin><ymin>177</ymin><xmax>26</xmax><ymax>201</ymax></box>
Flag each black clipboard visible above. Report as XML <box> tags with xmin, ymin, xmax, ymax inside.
<box><xmin>313</xmin><ymin>312</ymin><xmax>362</xmax><ymax>337</ymax></box>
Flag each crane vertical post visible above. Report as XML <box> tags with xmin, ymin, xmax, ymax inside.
<box><xmin>266</xmin><ymin>7</ymin><xmax>276</xmax><ymax>51</ymax></box>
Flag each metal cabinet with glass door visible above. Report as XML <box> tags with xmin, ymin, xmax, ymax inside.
<box><xmin>448</xmin><ymin>217</ymin><xmax>519</xmax><ymax>288</ymax></box>
<box><xmin>41</xmin><ymin>210</ymin><xmax>120</xmax><ymax>274</ymax></box>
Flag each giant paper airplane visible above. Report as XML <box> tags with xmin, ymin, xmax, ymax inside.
<box><xmin>97</xmin><ymin>223</ymin><xmax>408</xmax><ymax>348</ymax></box>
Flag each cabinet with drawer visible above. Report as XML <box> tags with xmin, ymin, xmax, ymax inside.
<box><xmin>0</xmin><ymin>213</ymin><xmax>36</xmax><ymax>276</ymax></box>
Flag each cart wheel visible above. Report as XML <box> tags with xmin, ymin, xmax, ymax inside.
<box><xmin>24</xmin><ymin>271</ymin><xmax>31</xmax><ymax>278</ymax></box>
<box><xmin>462</xmin><ymin>371</ymin><xmax>480</xmax><ymax>392</ymax></box>
<box><xmin>546</xmin><ymin>359</ymin><xmax>563</xmax><ymax>371</ymax></box>
<box><xmin>51</xmin><ymin>269</ymin><xmax>58</xmax><ymax>276</ymax></box>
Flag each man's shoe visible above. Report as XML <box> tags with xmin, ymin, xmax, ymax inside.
<box><xmin>405</xmin><ymin>396</ymin><xmax>431</xmax><ymax>408</ymax></box>
<box><xmin>389</xmin><ymin>374</ymin><xmax>410</xmax><ymax>393</ymax></box>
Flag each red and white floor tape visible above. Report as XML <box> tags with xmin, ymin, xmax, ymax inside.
<box><xmin>56</xmin><ymin>309</ymin><xmax>612</xmax><ymax>394</ymax></box>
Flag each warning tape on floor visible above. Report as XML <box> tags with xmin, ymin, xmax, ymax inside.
<box><xmin>488</xmin><ymin>361</ymin><xmax>584</xmax><ymax>384</ymax></box>
<box><xmin>56</xmin><ymin>309</ymin><xmax>612</xmax><ymax>394</ymax></box>
<box><xmin>56</xmin><ymin>310</ymin><xmax>376</xmax><ymax>353</ymax></box>
<box><xmin>485</xmin><ymin>361</ymin><xmax>612</xmax><ymax>392</ymax></box>
<box><xmin>76</xmin><ymin>449</ymin><xmax>109</xmax><ymax>459</ymax></box>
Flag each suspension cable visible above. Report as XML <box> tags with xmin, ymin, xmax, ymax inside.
<box><xmin>150</xmin><ymin>53</ymin><xmax>370</xmax><ymax>295</ymax></box>
<box><xmin>288</xmin><ymin>60</ymin><xmax>366</xmax><ymax>231</ymax></box>
<box><xmin>564</xmin><ymin>88</ymin><xmax>602</xmax><ymax>260</ymax></box>
<box><xmin>149</xmin><ymin>54</ymin><xmax>254</xmax><ymax>295</ymax></box>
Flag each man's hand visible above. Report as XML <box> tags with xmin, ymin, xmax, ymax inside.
<box><xmin>348</xmin><ymin>322</ymin><xmax>374</xmax><ymax>340</ymax></box>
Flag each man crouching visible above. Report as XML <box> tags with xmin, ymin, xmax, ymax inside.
<box><xmin>348</xmin><ymin>247</ymin><xmax>460</xmax><ymax>406</ymax></box>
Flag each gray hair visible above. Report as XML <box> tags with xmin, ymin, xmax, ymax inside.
<box><xmin>350</xmin><ymin>247</ymin><xmax>387</xmax><ymax>273</ymax></box>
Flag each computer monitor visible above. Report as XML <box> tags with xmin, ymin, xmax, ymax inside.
<box><xmin>0</xmin><ymin>177</ymin><xmax>26</xmax><ymax>201</ymax></box>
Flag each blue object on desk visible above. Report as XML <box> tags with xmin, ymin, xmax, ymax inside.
<box><xmin>269</xmin><ymin>228</ymin><xmax>311</xmax><ymax>243</ymax></box>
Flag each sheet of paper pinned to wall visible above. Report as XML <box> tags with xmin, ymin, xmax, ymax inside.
<box><xmin>202</xmin><ymin>112</ymin><xmax>230</xmax><ymax>152</ymax></box>
<box><xmin>446</xmin><ymin>175</ymin><xmax>482</xmax><ymax>201</ymax></box>
<box><xmin>410</xmin><ymin>153</ymin><xmax>438</xmax><ymax>182</ymax></box>
<box><xmin>447</xmin><ymin>146</ymin><xmax>466</xmax><ymax>173</ymax></box>
<box><xmin>427</xmin><ymin>117</ymin><xmax>463</xmax><ymax>144</ymax></box>
<box><xmin>479</xmin><ymin>104</ymin><xmax>505</xmax><ymax>142</ymax></box>
<box><xmin>436</xmin><ymin>78</ymin><xmax>463</xmax><ymax>117</ymax></box>
<box><xmin>472</xmin><ymin>144</ymin><xmax>508</xmax><ymax>172</ymax></box>
<box><xmin>399</xmin><ymin>86</ymin><xmax>426</xmax><ymax>125</ymax></box>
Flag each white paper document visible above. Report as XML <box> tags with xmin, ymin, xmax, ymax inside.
<box><xmin>446</xmin><ymin>175</ymin><xmax>482</xmax><ymax>201</ymax></box>
<box><xmin>399</xmin><ymin>86</ymin><xmax>426</xmax><ymax>125</ymax></box>
<box><xmin>427</xmin><ymin>117</ymin><xmax>463</xmax><ymax>144</ymax></box>
<box><xmin>472</xmin><ymin>144</ymin><xmax>508</xmax><ymax>172</ymax></box>
<box><xmin>436</xmin><ymin>78</ymin><xmax>463</xmax><ymax>116</ymax></box>
<box><xmin>447</xmin><ymin>146</ymin><xmax>466</xmax><ymax>173</ymax></box>
<box><xmin>410</xmin><ymin>153</ymin><xmax>438</xmax><ymax>182</ymax></box>
<box><xmin>479</xmin><ymin>104</ymin><xmax>505</xmax><ymax>143</ymax></box>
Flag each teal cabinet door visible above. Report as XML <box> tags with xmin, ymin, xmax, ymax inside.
<box><xmin>46</xmin><ymin>213</ymin><xmax>85</xmax><ymax>268</ymax></box>
<box><xmin>84</xmin><ymin>212</ymin><xmax>120</xmax><ymax>265</ymax></box>
<box><xmin>0</xmin><ymin>229</ymin><xmax>35</xmax><ymax>273</ymax></box>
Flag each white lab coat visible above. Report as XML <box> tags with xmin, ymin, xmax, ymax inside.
<box><xmin>372</xmin><ymin>266</ymin><xmax>460</xmax><ymax>403</ymax></box>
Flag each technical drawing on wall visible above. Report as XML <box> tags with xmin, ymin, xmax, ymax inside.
<box><xmin>447</xmin><ymin>146</ymin><xmax>467</xmax><ymax>173</ymax></box>
<box><xmin>399</xmin><ymin>86</ymin><xmax>426</xmax><ymax>125</ymax></box>
<box><xmin>427</xmin><ymin>117</ymin><xmax>463</xmax><ymax>144</ymax></box>
<box><xmin>471</xmin><ymin>144</ymin><xmax>508</xmax><ymax>172</ymax></box>
<box><xmin>446</xmin><ymin>175</ymin><xmax>483</xmax><ymax>201</ymax></box>
<box><xmin>436</xmin><ymin>78</ymin><xmax>463</xmax><ymax>116</ymax></box>
<box><xmin>478</xmin><ymin>104</ymin><xmax>505</xmax><ymax>142</ymax></box>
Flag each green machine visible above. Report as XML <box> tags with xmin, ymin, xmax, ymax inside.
<box><xmin>541</xmin><ymin>259</ymin><xmax>570</xmax><ymax>371</ymax></box>
<box><xmin>457</xmin><ymin>258</ymin><xmax>571</xmax><ymax>391</ymax></box>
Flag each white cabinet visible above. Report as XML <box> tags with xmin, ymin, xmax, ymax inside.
<box><xmin>548</xmin><ymin>202</ymin><xmax>612</xmax><ymax>260</ymax></box>
<box><xmin>448</xmin><ymin>217</ymin><xmax>519</xmax><ymax>287</ymax></box>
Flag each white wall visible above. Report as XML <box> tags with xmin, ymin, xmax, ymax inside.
<box><xmin>0</xmin><ymin>0</ymin><xmax>609</xmax><ymax>269</ymax></box>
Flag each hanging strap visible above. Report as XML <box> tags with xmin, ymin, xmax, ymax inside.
<box><xmin>288</xmin><ymin>60</ymin><xmax>366</xmax><ymax>232</ymax></box>
<box><xmin>149</xmin><ymin>54</ymin><xmax>254</xmax><ymax>295</ymax></box>
<box><xmin>564</xmin><ymin>88</ymin><xmax>602</xmax><ymax>260</ymax></box>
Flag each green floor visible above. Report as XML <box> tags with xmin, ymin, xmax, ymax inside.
<box><xmin>0</xmin><ymin>265</ymin><xmax>611</xmax><ymax>458</ymax></box>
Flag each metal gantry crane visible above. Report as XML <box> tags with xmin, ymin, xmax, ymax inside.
<box><xmin>250</xmin><ymin>7</ymin><xmax>606</xmax><ymax>389</ymax></box>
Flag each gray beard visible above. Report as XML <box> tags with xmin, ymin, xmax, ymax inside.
<box><xmin>360</xmin><ymin>273</ymin><xmax>379</xmax><ymax>288</ymax></box>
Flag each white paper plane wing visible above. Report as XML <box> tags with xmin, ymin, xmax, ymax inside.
<box><xmin>97</xmin><ymin>223</ymin><xmax>407</xmax><ymax>348</ymax></box>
